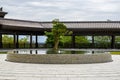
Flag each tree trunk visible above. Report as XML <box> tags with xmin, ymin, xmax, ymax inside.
<box><xmin>53</xmin><ymin>39</ymin><xmax>59</xmax><ymax>50</ymax></box>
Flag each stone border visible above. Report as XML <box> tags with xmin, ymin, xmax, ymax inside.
<box><xmin>6</xmin><ymin>51</ymin><xmax>113</xmax><ymax>64</ymax></box>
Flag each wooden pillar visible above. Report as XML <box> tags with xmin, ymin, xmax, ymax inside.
<box><xmin>35</xmin><ymin>34</ymin><xmax>38</xmax><ymax>48</ymax></box>
<box><xmin>13</xmin><ymin>34</ymin><xmax>16</xmax><ymax>48</ymax></box>
<box><xmin>0</xmin><ymin>25</ymin><xmax>2</xmax><ymax>48</ymax></box>
<box><xmin>0</xmin><ymin>33</ymin><xmax>2</xmax><ymax>48</ymax></box>
<box><xmin>111</xmin><ymin>35</ymin><xmax>115</xmax><ymax>48</ymax></box>
<box><xmin>92</xmin><ymin>36</ymin><xmax>94</xmax><ymax>48</ymax></box>
<box><xmin>16</xmin><ymin>34</ymin><xmax>19</xmax><ymax>48</ymax></box>
<box><xmin>72</xmin><ymin>35</ymin><xmax>75</xmax><ymax>48</ymax></box>
<box><xmin>30</xmin><ymin>34</ymin><xmax>32</xmax><ymax>48</ymax></box>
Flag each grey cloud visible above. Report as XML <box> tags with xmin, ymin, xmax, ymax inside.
<box><xmin>1</xmin><ymin>0</ymin><xmax>120</xmax><ymax>21</ymax></box>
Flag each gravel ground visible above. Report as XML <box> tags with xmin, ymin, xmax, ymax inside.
<box><xmin>0</xmin><ymin>54</ymin><xmax>120</xmax><ymax>80</ymax></box>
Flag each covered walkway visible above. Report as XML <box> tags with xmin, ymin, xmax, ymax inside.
<box><xmin>1</xmin><ymin>9</ymin><xmax>120</xmax><ymax>49</ymax></box>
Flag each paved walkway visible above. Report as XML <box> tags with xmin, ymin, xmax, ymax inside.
<box><xmin>0</xmin><ymin>54</ymin><xmax>120</xmax><ymax>80</ymax></box>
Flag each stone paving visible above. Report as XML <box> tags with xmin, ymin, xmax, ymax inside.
<box><xmin>0</xmin><ymin>54</ymin><xmax>120</xmax><ymax>80</ymax></box>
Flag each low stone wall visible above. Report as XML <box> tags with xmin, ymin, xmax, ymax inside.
<box><xmin>6</xmin><ymin>51</ymin><xmax>112</xmax><ymax>64</ymax></box>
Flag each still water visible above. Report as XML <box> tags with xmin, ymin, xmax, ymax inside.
<box><xmin>13</xmin><ymin>49</ymin><xmax>107</xmax><ymax>54</ymax></box>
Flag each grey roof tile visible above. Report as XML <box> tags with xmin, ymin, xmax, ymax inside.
<box><xmin>1</xmin><ymin>18</ymin><xmax>120</xmax><ymax>29</ymax></box>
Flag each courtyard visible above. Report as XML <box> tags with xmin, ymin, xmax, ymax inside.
<box><xmin>0</xmin><ymin>54</ymin><xmax>120</xmax><ymax>80</ymax></box>
<box><xmin>1</xmin><ymin>2</ymin><xmax>120</xmax><ymax>80</ymax></box>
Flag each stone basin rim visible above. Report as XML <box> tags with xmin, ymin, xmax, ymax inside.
<box><xmin>6</xmin><ymin>51</ymin><xmax>113</xmax><ymax>64</ymax></box>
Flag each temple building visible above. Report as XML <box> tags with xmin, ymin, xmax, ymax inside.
<box><xmin>0</xmin><ymin>8</ymin><xmax>120</xmax><ymax>49</ymax></box>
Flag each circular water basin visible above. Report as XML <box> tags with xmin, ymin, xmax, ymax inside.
<box><xmin>6</xmin><ymin>49</ymin><xmax>113</xmax><ymax>64</ymax></box>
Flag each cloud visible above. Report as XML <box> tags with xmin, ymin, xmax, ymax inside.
<box><xmin>26</xmin><ymin>1</ymin><xmax>71</xmax><ymax>8</ymax></box>
<box><xmin>1</xmin><ymin>0</ymin><xmax>120</xmax><ymax>21</ymax></box>
<box><xmin>88</xmin><ymin>0</ymin><xmax>109</xmax><ymax>3</ymax></box>
<box><xmin>87</xmin><ymin>0</ymin><xmax>119</xmax><ymax>12</ymax></box>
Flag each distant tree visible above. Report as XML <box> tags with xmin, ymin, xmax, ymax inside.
<box><xmin>2</xmin><ymin>35</ymin><xmax>13</xmax><ymax>43</ymax></box>
<box><xmin>19</xmin><ymin>36</ymin><xmax>29</xmax><ymax>43</ymax></box>
<box><xmin>115</xmin><ymin>36</ymin><xmax>120</xmax><ymax>43</ymax></box>
<box><xmin>75</xmin><ymin>36</ymin><xmax>89</xmax><ymax>43</ymax></box>
<box><xmin>2</xmin><ymin>35</ymin><xmax>29</xmax><ymax>48</ymax></box>
<box><xmin>94</xmin><ymin>36</ymin><xmax>111</xmax><ymax>48</ymax></box>
<box><xmin>94</xmin><ymin>36</ymin><xmax>111</xmax><ymax>43</ymax></box>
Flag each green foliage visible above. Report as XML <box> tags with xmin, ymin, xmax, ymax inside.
<box><xmin>60</xmin><ymin>36</ymin><xmax>72</xmax><ymax>43</ymax></box>
<box><xmin>45</xmin><ymin>19</ymin><xmax>72</xmax><ymax>50</ymax></box>
<box><xmin>2</xmin><ymin>35</ymin><xmax>29</xmax><ymax>48</ymax></box>
<box><xmin>46</xmin><ymin>49</ymin><xmax>60</xmax><ymax>54</ymax></box>
<box><xmin>74</xmin><ymin>36</ymin><xmax>90</xmax><ymax>48</ymax></box>
<box><xmin>75</xmin><ymin>36</ymin><xmax>89</xmax><ymax>43</ymax></box>
<box><xmin>44</xmin><ymin>31</ymin><xmax>54</xmax><ymax>47</ymax></box>
<box><xmin>52</xmin><ymin>20</ymin><xmax>67</xmax><ymax>37</ymax></box>
<box><xmin>19</xmin><ymin>36</ymin><xmax>29</xmax><ymax>43</ymax></box>
<box><xmin>60</xmin><ymin>36</ymin><xmax>72</xmax><ymax>48</ymax></box>
<box><xmin>110</xmin><ymin>51</ymin><xmax>120</xmax><ymax>55</ymax></box>
<box><xmin>115</xmin><ymin>36</ymin><xmax>120</xmax><ymax>43</ymax></box>
<box><xmin>0</xmin><ymin>52</ymin><xmax>7</xmax><ymax>54</ymax></box>
<box><xmin>2</xmin><ymin>35</ymin><xmax>13</xmax><ymax>43</ymax></box>
<box><xmin>94</xmin><ymin>36</ymin><xmax>111</xmax><ymax>48</ymax></box>
<box><xmin>94</xmin><ymin>36</ymin><xmax>111</xmax><ymax>43</ymax></box>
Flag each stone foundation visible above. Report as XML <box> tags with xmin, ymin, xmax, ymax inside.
<box><xmin>6</xmin><ymin>51</ymin><xmax>113</xmax><ymax>64</ymax></box>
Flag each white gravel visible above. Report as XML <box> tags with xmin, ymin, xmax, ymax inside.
<box><xmin>0</xmin><ymin>54</ymin><xmax>120</xmax><ymax>80</ymax></box>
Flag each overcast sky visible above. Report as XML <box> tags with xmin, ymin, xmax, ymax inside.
<box><xmin>1</xmin><ymin>0</ymin><xmax>120</xmax><ymax>21</ymax></box>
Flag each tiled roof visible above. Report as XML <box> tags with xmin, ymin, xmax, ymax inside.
<box><xmin>1</xmin><ymin>18</ymin><xmax>120</xmax><ymax>29</ymax></box>
<box><xmin>41</xmin><ymin>21</ymin><xmax>120</xmax><ymax>29</ymax></box>
<box><xmin>0</xmin><ymin>18</ymin><xmax>43</xmax><ymax>28</ymax></box>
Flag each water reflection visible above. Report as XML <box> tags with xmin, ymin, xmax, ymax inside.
<box><xmin>14</xmin><ymin>49</ymin><xmax>105</xmax><ymax>54</ymax></box>
<box><xmin>92</xmin><ymin>51</ymin><xmax>94</xmax><ymax>54</ymax></box>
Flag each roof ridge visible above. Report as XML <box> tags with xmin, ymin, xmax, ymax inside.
<box><xmin>1</xmin><ymin>18</ymin><xmax>120</xmax><ymax>23</ymax></box>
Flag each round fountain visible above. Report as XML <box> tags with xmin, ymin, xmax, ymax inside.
<box><xmin>6</xmin><ymin>49</ymin><xmax>113</xmax><ymax>64</ymax></box>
